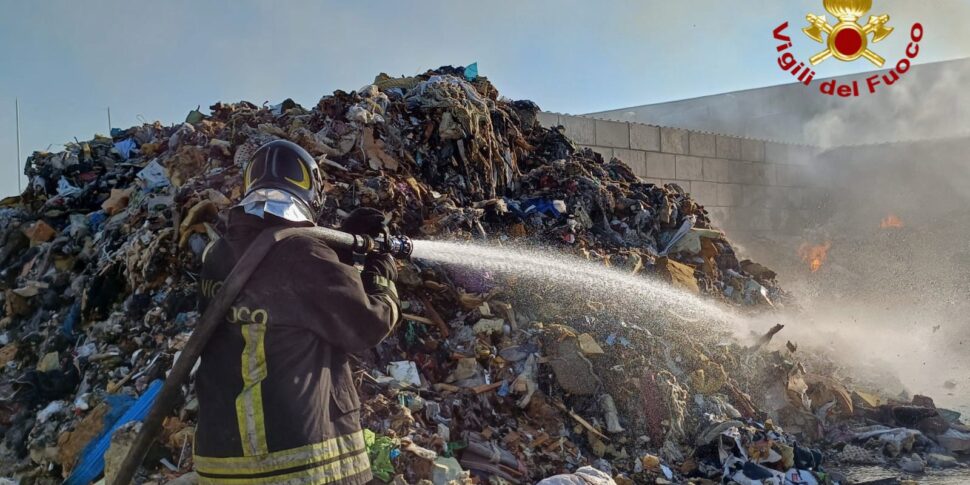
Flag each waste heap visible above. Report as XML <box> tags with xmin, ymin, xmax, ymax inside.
<box><xmin>0</xmin><ymin>65</ymin><xmax>965</xmax><ymax>484</ymax></box>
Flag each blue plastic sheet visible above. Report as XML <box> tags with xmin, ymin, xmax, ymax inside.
<box><xmin>61</xmin><ymin>301</ymin><xmax>81</xmax><ymax>337</ymax></box>
<box><xmin>507</xmin><ymin>197</ymin><xmax>563</xmax><ymax>219</ymax></box>
<box><xmin>100</xmin><ymin>394</ymin><xmax>138</xmax><ymax>436</ymax></box>
<box><xmin>114</xmin><ymin>139</ymin><xmax>137</xmax><ymax>161</ymax></box>
<box><xmin>605</xmin><ymin>333</ymin><xmax>632</xmax><ymax>348</ymax></box>
<box><xmin>87</xmin><ymin>211</ymin><xmax>107</xmax><ymax>232</ymax></box>
<box><xmin>64</xmin><ymin>380</ymin><xmax>163</xmax><ymax>485</ymax></box>
<box><xmin>464</xmin><ymin>62</ymin><xmax>479</xmax><ymax>81</ymax></box>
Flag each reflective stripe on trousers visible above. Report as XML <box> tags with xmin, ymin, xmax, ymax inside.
<box><xmin>195</xmin><ymin>431</ymin><xmax>370</xmax><ymax>484</ymax></box>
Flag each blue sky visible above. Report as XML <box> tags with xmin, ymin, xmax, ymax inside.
<box><xmin>1</xmin><ymin>0</ymin><xmax>968</xmax><ymax>196</ymax></box>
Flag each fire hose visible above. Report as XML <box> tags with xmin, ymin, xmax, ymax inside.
<box><xmin>113</xmin><ymin>226</ymin><xmax>412</xmax><ymax>485</ymax></box>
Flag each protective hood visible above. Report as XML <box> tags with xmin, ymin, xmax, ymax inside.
<box><xmin>237</xmin><ymin>188</ymin><xmax>317</xmax><ymax>223</ymax></box>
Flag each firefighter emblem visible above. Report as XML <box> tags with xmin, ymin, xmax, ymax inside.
<box><xmin>803</xmin><ymin>0</ymin><xmax>893</xmax><ymax>66</ymax></box>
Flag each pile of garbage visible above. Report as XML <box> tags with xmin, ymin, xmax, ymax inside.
<box><xmin>0</xmin><ymin>65</ymin><xmax>965</xmax><ymax>484</ymax></box>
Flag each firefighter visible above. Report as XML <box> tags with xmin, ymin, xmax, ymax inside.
<box><xmin>194</xmin><ymin>140</ymin><xmax>400</xmax><ymax>485</ymax></box>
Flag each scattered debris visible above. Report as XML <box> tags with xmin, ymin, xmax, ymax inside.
<box><xmin>0</xmin><ymin>65</ymin><xmax>962</xmax><ymax>484</ymax></box>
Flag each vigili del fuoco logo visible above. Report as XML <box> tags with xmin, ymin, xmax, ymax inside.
<box><xmin>773</xmin><ymin>0</ymin><xmax>923</xmax><ymax>97</ymax></box>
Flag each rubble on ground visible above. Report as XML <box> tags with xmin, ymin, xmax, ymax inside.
<box><xmin>0</xmin><ymin>65</ymin><xmax>966</xmax><ymax>484</ymax></box>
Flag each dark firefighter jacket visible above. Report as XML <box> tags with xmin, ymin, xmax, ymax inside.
<box><xmin>194</xmin><ymin>211</ymin><xmax>400</xmax><ymax>485</ymax></box>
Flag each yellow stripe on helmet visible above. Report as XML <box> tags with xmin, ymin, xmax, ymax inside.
<box><xmin>284</xmin><ymin>159</ymin><xmax>312</xmax><ymax>191</ymax></box>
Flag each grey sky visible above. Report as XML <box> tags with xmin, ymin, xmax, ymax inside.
<box><xmin>1</xmin><ymin>0</ymin><xmax>968</xmax><ymax>197</ymax></box>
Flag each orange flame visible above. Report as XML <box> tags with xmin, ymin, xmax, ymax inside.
<box><xmin>798</xmin><ymin>242</ymin><xmax>831</xmax><ymax>273</ymax></box>
<box><xmin>881</xmin><ymin>214</ymin><xmax>904</xmax><ymax>229</ymax></box>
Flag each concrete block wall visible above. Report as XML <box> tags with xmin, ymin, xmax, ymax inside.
<box><xmin>539</xmin><ymin>113</ymin><xmax>829</xmax><ymax>235</ymax></box>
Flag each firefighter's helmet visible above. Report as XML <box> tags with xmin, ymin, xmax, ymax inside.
<box><xmin>239</xmin><ymin>140</ymin><xmax>324</xmax><ymax>222</ymax></box>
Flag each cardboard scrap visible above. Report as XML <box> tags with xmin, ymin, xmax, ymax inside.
<box><xmin>4</xmin><ymin>290</ymin><xmax>31</xmax><ymax>316</ymax></box>
<box><xmin>472</xmin><ymin>318</ymin><xmax>504</xmax><ymax>335</ymax></box>
<box><xmin>23</xmin><ymin>220</ymin><xmax>57</xmax><ymax>244</ymax></box>
<box><xmin>363</xmin><ymin>127</ymin><xmax>399</xmax><ymax>171</ymax></box>
<box><xmin>36</xmin><ymin>351</ymin><xmax>60</xmax><ymax>372</ymax></box>
<box><xmin>853</xmin><ymin>390</ymin><xmax>882</xmax><ymax>408</ymax></box>
<box><xmin>179</xmin><ymin>200</ymin><xmax>220</xmax><ymax>247</ymax></box>
<box><xmin>577</xmin><ymin>333</ymin><xmax>605</xmax><ymax>356</ymax></box>
<box><xmin>101</xmin><ymin>188</ymin><xmax>134</xmax><ymax>216</ymax></box>
<box><xmin>167</xmin><ymin>146</ymin><xmax>208</xmax><ymax>187</ymax></box>
<box><xmin>12</xmin><ymin>281</ymin><xmax>49</xmax><ymax>298</ymax></box>
<box><xmin>57</xmin><ymin>403</ymin><xmax>110</xmax><ymax>476</ymax></box>
<box><xmin>0</xmin><ymin>344</ymin><xmax>17</xmax><ymax>367</ymax></box>
<box><xmin>657</xmin><ymin>257</ymin><xmax>699</xmax><ymax>293</ymax></box>
<box><xmin>161</xmin><ymin>416</ymin><xmax>194</xmax><ymax>452</ymax></box>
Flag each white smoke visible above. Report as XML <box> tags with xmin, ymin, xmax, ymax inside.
<box><xmin>739</xmin><ymin>59</ymin><xmax>970</xmax><ymax>414</ymax></box>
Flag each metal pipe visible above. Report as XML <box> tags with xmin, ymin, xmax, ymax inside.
<box><xmin>15</xmin><ymin>99</ymin><xmax>21</xmax><ymax>193</ymax></box>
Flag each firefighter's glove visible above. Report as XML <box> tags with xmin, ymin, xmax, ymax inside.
<box><xmin>342</xmin><ymin>207</ymin><xmax>387</xmax><ymax>237</ymax></box>
<box><xmin>336</xmin><ymin>208</ymin><xmax>387</xmax><ymax>264</ymax></box>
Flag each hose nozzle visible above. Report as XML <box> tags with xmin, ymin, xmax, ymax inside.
<box><xmin>349</xmin><ymin>233</ymin><xmax>413</xmax><ymax>260</ymax></box>
<box><xmin>383</xmin><ymin>235</ymin><xmax>414</xmax><ymax>260</ymax></box>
